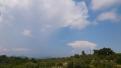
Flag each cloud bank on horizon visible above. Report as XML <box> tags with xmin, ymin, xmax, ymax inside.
<box><xmin>0</xmin><ymin>0</ymin><xmax>121</xmax><ymax>57</ymax></box>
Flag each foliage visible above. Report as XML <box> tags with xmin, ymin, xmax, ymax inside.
<box><xmin>94</xmin><ymin>48</ymin><xmax>115</xmax><ymax>56</ymax></box>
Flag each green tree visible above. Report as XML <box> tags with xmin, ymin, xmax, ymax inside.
<box><xmin>94</xmin><ymin>48</ymin><xmax>115</xmax><ymax>56</ymax></box>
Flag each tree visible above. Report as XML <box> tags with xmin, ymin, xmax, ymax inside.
<box><xmin>74</xmin><ymin>54</ymin><xmax>80</xmax><ymax>58</ymax></box>
<box><xmin>82</xmin><ymin>51</ymin><xmax>86</xmax><ymax>55</ymax></box>
<box><xmin>94</xmin><ymin>48</ymin><xmax>115</xmax><ymax>56</ymax></box>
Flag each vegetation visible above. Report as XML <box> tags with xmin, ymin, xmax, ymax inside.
<box><xmin>0</xmin><ymin>48</ymin><xmax>121</xmax><ymax>68</ymax></box>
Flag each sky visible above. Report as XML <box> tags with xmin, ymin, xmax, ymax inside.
<box><xmin>0</xmin><ymin>0</ymin><xmax>121</xmax><ymax>58</ymax></box>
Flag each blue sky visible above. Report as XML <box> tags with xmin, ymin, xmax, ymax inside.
<box><xmin>0</xmin><ymin>0</ymin><xmax>121</xmax><ymax>57</ymax></box>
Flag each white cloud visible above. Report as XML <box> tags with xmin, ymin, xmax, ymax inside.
<box><xmin>97</xmin><ymin>11</ymin><xmax>121</xmax><ymax>22</ymax></box>
<box><xmin>0</xmin><ymin>0</ymin><xmax>31</xmax><ymax>9</ymax></box>
<box><xmin>0</xmin><ymin>0</ymin><xmax>31</xmax><ymax>29</ymax></box>
<box><xmin>62</xmin><ymin>1</ymin><xmax>90</xmax><ymax>29</ymax></box>
<box><xmin>0</xmin><ymin>1</ymin><xmax>14</xmax><ymax>28</ymax></box>
<box><xmin>37</xmin><ymin>0</ymin><xmax>90</xmax><ymax>29</ymax></box>
<box><xmin>92</xmin><ymin>0</ymin><xmax>121</xmax><ymax>10</ymax></box>
<box><xmin>0</xmin><ymin>0</ymin><xmax>90</xmax><ymax>30</ymax></box>
<box><xmin>22</xmin><ymin>29</ymin><xmax>32</xmax><ymax>37</ymax></box>
<box><xmin>68</xmin><ymin>40</ymin><xmax>96</xmax><ymax>49</ymax></box>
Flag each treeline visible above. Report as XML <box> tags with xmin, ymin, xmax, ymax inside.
<box><xmin>0</xmin><ymin>48</ymin><xmax>121</xmax><ymax>68</ymax></box>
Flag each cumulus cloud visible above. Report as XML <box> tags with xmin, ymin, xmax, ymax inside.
<box><xmin>62</xmin><ymin>1</ymin><xmax>90</xmax><ymax>29</ymax></box>
<box><xmin>91</xmin><ymin>0</ymin><xmax>121</xmax><ymax>10</ymax></box>
<box><xmin>0</xmin><ymin>0</ymin><xmax>90</xmax><ymax>30</ymax></box>
<box><xmin>22</xmin><ymin>29</ymin><xmax>32</xmax><ymax>37</ymax></box>
<box><xmin>68</xmin><ymin>40</ymin><xmax>96</xmax><ymax>49</ymax></box>
<box><xmin>97</xmin><ymin>11</ymin><xmax>121</xmax><ymax>22</ymax></box>
<box><xmin>0</xmin><ymin>0</ymin><xmax>31</xmax><ymax>9</ymax></box>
